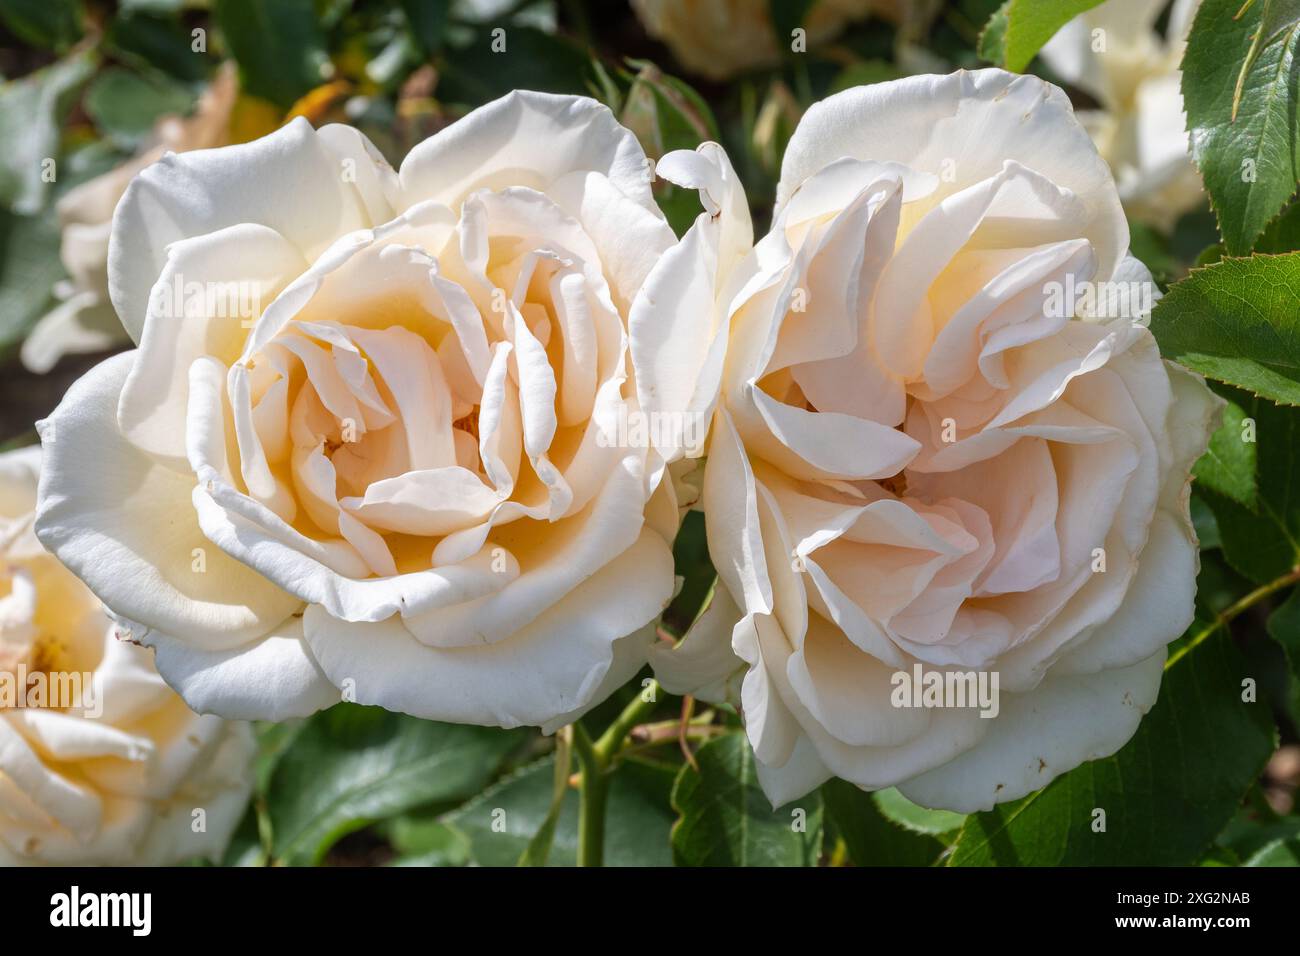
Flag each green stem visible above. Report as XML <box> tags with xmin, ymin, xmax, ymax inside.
<box><xmin>594</xmin><ymin>680</ymin><xmax>661</xmax><ymax>762</ymax></box>
<box><xmin>1167</xmin><ymin>565</ymin><xmax>1300</xmax><ymax>668</ymax></box>
<box><xmin>572</xmin><ymin>680</ymin><xmax>665</xmax><ymax>866</ymax></box>
<box><xmin>572</xmin><ymin>723</ymin><xmax>604</xmax><ymax>867</ymax></box>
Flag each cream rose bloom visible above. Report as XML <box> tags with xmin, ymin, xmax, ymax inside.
<box><xmin>647</xmin><ymin>70</ymin><xmax>1220</xmax><ymax>812</ymax></box>
<box><xmin>1040</xmin><ymin>0</ymin><xmax>1203</xmax><ymax>232</ymax></box>
<box><xmin>22</xmin><ymin>65</ymin><xmax>240</xmax><ymax>374</ymax></box>
<box><xmin>1</xmin><ymin>446</ymin><xmax>252</xmax><ymax>865</ymax></box>
<box><xmin>35</xmin><ymin>92</ymin><xmax>684</xmax><ymax>731</ymax></box>
<box><xmin>631</xmin><ymin>0</ymin><xmax>905</xmax><ymax>81</ymax></box>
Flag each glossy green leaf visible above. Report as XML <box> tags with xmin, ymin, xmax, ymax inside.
<box><xmin>1150</xmin><ymin>254</ymin><xmax>1300</xmax><ymax>406</ymax></box>
<box><xmin>948</xmin><ymin>630</ymin><xmax>1276</xmax><ymax>866</ymax></box>
<box><xmin>1197</xmin><ymin>389</ymin><xmax>1300</xmax><ymax>583</ymax></box>
<box><xmin>1193</xmin><ymin>397</ymin><xmax>1257</xmax><ymax>509</ymax></box>
<box><xmin>671</xmin><ymin>733</ymin><xmax>823</xmax><ymax>866</ymax></box>
<box><xmin>213</xmin><ymin>0</ymin><xmax>331</xmax><ymax>108</ymax></box>
<box><xmin>1183</xmin><ymin>0</ymin><xmax>1300</xmax><ymax>255</ymax></box>
<box><xmin>873</xmin><ymin>786</ymin><xmax>967</xmax><ymax>837</ymax></box>
<box><xmin>445</xmin><ymin>754</ymin><xmax>676</xmax><ymax>867</ymax></box>
<box><xmin>823</xmin><ymin>780</ymin><xmax>947</xmax><ymax>866</ymax></box>
<box><xmin>1254</xmin><ymin>199</ymin><xmax>1300</xmax><ymax>252</ymax></box>
<box><xmin>1244</xmin><ymin>837</ymin><xmax>1300</xmax><ymax>865</ymax></box>
<box><xmin>386</xmin><ymin>820</ymin><xmax>472</xmax><ymax>867</ymax></box>
<box><xmin>977</xmin><ymin>0</ymin><xmax>1104</xmax><ymax>72</ymax></box>
<box><xmin>517</xmin><ymin>730</ymin><xmax>570</xmax><ymax>867</ymax></box>
<box><xmin>266</xmin><ymin>704</ymin><xmax>525</xmax><ymax>865</ymax></box>
<box><xmin>1267</xmin><ymin>585</ymin><xmax>1300</xmax><ymax>685</ymax></box>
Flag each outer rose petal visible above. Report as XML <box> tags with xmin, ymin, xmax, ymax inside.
<box><xmin>628</xmin><ymin>143</ymin><xmax>753</xmax><ymax>463</ymax></box>
<box><xmin>144</xmin><ymin>614</ymin><xmax>339</xmax><ymax>721</ymax></box>
<box><xmin>649</xmin><ymin>582</ymin><xmax>745</xmax><ymax>702</ymax></box>
<box><xmin>301</xmin><ymin>530</ymin><xmax>674</xmax><ymax>728</ymax></box>
<box><xmin>34</xmin><ymin>351</ymin><xmax>302</xmax><ymax>647</ymax></box>
<box><xmin>107</xmin><ymin>118</ymin><xmax>386</xmax><ymax>343</ymax></box>
<box><xmin>397</xmin><ymin>90</ymin><xmax>662</xmax><ymax>221</ymax></box>
<box><xmin>776</xmin><ymin>69</ymin><xmax>1128</xmax><ymax>281</ymax></box>
<box><xmin>896</xmin><ymin>651</ymin><xmax>1166</xmax><ymax>812</ymax></box>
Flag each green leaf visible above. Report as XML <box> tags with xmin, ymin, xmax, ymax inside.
<box><xmin>1191</xmin><ymin>491</ymin><xmax>1223</xmax><ymax>549</ymax></box>
<box><xmin>121</xmin><ymin>0</ymin><xmax>187</xmax><ymax>13</ymax></box>
<box><xmin>0</xmin><ymin>210</ymin><xmax>63</xmax><ymax>355</ymax></box>
<box><xmin>105</xmin><ymin>12</ymin><xmax>210</xmax><ymax>84</ymax></box>
<box><xmin>1150</xmin><ymin>254</ymin><xmax>1300</xmax><ymax>406</ymax></box>
<box><xmin>1254</xmin><ymin>199</ymin><xmax>1300</xmax><ymax>252</ymax></box>
<box><xmin>445</xmin><ymin>755</ymin><xmax>676</xmax><ymax>866</ymax></box>
<box><xmin>671</xmin><ymin>733</ymin><xmax>823</xmax><ymax>866</ymax></box>
<box><xmin>440</xmin><ymin>28</ymin><xmax>591</xmax><ymax>104</ymax></box>
<box><xmin>948</xmin><ymin>630</ymin><xmax>1276</xmax><ymax>865</ymax></box>
<box><xmin>873</xmin><ymin>786</ymin><xmax>967</xmax><ymax>837</ymax></box>
<box><xmin>1230</xmin><ymin>0</ymin><xmax>1300</xmax><ymax>121</ymax></box>
<box><xmin>218</xmin><ymin>805</ymin><xmax>266</xmax><ymax>867</ymax></box>
<box><xmin>768</xmin><ymin>0</ymin><xmax>816</xmax><ymax>49</ymax></box>
<box><xmin>0</xmin><ymin>0</ymin><xmax>83</xmax><ymax>51</ymax></box>
<box><xmin>213</xmin><ymin>0</ymin><xmax>331</xmax><ymax>109</ymax></box>
<box><xmin>1267</xmin><ymin>586</ymin><xmax>1300</xmax><ymax>686</ymax></box>
<box><xmin>1198</xmin><ymin>390</ymin><xmax>1300</xmax><ymax>583</ymax></box>
<box><xmin>1245</xmin><ymin>836</ymin><xmax>1300</xmax><ymax>865</ymax></box>
<box><xmin>386</xmin><ymin>821</ymin><xmax>472</xmax><ymax>867</ymax></box>
<box><xmin>266</xmin><ymin>703</ymin><xmax>526</xmax><ymax>865</ymax></box>
<box><xmin>822</xmin><ymin>780</ymin><xmax>947</xmax><ymax>865</ymax></box>
<box><xmin>1128</xmin><ymin>220</ymin><xmax>1180</xmax><ymax>286</ymax></box>
<box><xmin>84</xmin><ymin>68</ymin><xmax>196</xmax><ymax>148</ymax></box>
<box><xmin>517</xmin><ymin>730</ymin><xmax>570</xmax><ymax>867</ymax></box>
<box><xmin>401</xmin><ymin>0</ymin><xmax>451</xmax><ymax>56</ymax></box>
<box><xmin>1218</xmin><ymin>802</ymin><xmax>1300</xmax><ymax>857</ymax></box>
<box><xmin>977</xmin><ymin>0</ymin><xmax>1105</xmax><ymax>73</ymax></box>
<box><xmin>1183</xmin><ymin>0</ymin><xmax>1300</xmax><ymax>256</ymax></box>
<box><xmin>0</xmin><ymin>48</ymin><xmax>97</xmax><ymax>214</ymax></box>
<box><xmin>1193</xmin><ymin>397</ymin><xmax>1258</xmax><ymax>509</ymax></box>
<box><xmin>829</xmin><ymin>60</ymin><xmax>904</xmax><ymax>95</ymax></box>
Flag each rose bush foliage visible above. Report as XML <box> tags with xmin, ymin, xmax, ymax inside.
<box><xmin>4</xmin><ymin>0</ymin><xmax>1296</xmax><ymax>869</ymax></box>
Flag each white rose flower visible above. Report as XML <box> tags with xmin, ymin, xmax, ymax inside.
<box><xmin>22</xmin><ymin>64</ymin><xmax>240</xmax><ymax>374</ymax></box>
<box><xmin>1040</xmin><ymin>0</ymin><xmax>1204</xmax><ymax>232</ymax></box>
<box><xmin>1</xmin><ymin>446</ymin><xmax>252</xmax><ymax>865</ymax></box>
<box><xmin>35</xmin><ymin>92</ymin><xmax>684</xmax><ymax>731</ymax></box>
<box><xmin>648</xmin><ymin>70</ymin><xmax>1221</xmax><ymax>812</ymax></box>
